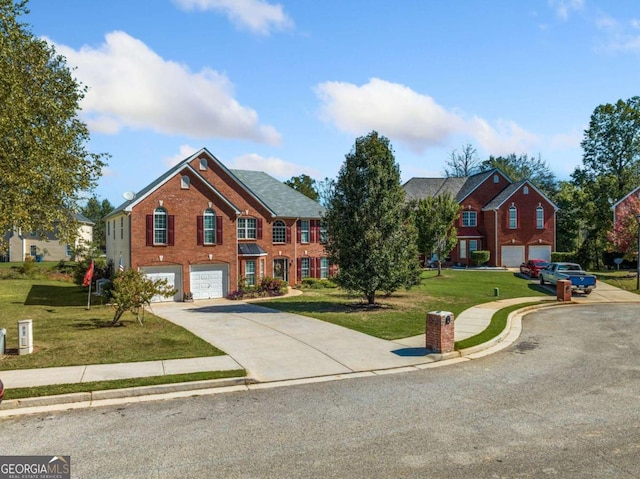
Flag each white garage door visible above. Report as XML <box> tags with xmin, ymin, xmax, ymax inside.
<box><xmin>140</xmin><ymin>266</ymin><xmax>182</xmax><ymax>302</ymax></box>
<box><xmin>528</xmin><ymin>245</ymin><xmax>552</xmax><ymax>262</ymax></box>
<box><xmin>190</xmin><ymin>264</ymin><xmax>228</xmax><ymax>300</ymax></box>
<box><xmin>501</xmin><ymin>246</ymin><xmax>525</xmax><ymax>267</ymax></box>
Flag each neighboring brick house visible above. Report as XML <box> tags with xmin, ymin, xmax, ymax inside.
<box><xmin>404</xmin><ymin>169</ymin><xmax>557</xmax><ymax>267</ymax></box>
<box><xmin>104</xmin><ymin>148</ymin><xmax>328</xmax><ymax>302</ymax></box>
<box><xmin>1</xmin><ymin>213</ymin><xmax>94</xmax><ymax>262</ymax></box>
<box><xmin>612</xmin><ymin>185</ymin><xmax>640</xmax><ymax>228</ymax></box>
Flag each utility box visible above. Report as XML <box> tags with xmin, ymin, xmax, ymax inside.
<box><xmin>426</xmin><ymin>310</ymin><xmax>455</xmax><ymax>353</ymax></box>
<box><xmin>18</xmin><ymin>319</ymin><xmax>33</xmax><ymax>355</ymax></box>
<box><xmin>556</xmin><ymin>280</ymin><xmax>572</xmax><ymax>302</ymax></box>
<box><xmin>0</xmin><ymin>328</ymin><xmax>5</xmax><ymax>355</ymax></box>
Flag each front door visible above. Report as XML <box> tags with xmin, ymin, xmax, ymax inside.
<box><xmin>273</xmin><ymin>258</ymin><xmax>288</xmax><ymax>282</ymax></box>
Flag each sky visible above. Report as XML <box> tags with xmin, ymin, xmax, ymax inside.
<box><xmin>22</xmin><ymin>0</ymin><xmax>640</xmax><ymax>206</ymax></box>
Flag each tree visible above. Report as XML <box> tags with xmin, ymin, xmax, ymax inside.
<box><xmin>443</xmin><ymin>143</ymin><xmax>480</xmax><ymax>177</ymax></box>
<box><xmin>316</xmin><ymin>177</ymin><xmax>335</xmax><ymax>208</ymax></box>
<box><xmin>479</xmin><ymin>153</ymin><xmax>557</xmax><ymax>197</ymax></box>
<box><xmin>324</xmin><ymin>131</ymin><xmax>420</xmax><ymax>304</ymax></box>
<box><xmin>81</xmin><ymin>196</ymin><xmax>114</xmax><ymax>252</ymax></box>
<box><xmin>109</xmin><ymin>269</ymin><xmax>176</xmax><ymax>326</ymax></box>
<box><xmin>0</xmin><ymin>0</ymin><xmax>107</xmax><ymax>248</ymax></box>
<box><xmin>571</xmin><ymin>97</ymin><xmax>640</xmax><ymax>266</ymax></box>
<box><xmin>608</xmin><ymin>195</ymin><xmax>640</xmax><ymax>255</ymax></box>
<box><xmin>414</xmin><ymin>193</ymin><xmax>460</xmax><ymax>276</ymax></box>
<box><xmin>284</xmin><ymin>174</ymin><xmax>319</xmax><ymax>201</ymax></box>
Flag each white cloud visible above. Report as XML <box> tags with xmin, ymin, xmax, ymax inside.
<box><xmin>548</xmin><ymin>0</ymin><xmax>584</xmax><ymax>21</ymax></box>
<box><xmin>51</xmin><ymin>31</ymin><xmax>281</xmax><ymax>145</ymax></box>
<box><xmin>315</xmin><ymin>78</ymin><xmax>537</xmax><ymax>155</ymax></box>
<box><xmin>173</xmin><ymin>0</ymin><xmax>293</xmax><ymax>35</ymax></box>
<box><xmin>165</xmin><ymin>144</ymin><xmax>200</xmax><ymax>167</ymax></box>
<box><xmin>229</xmin><ymin>153</ymin><xmax>319</xmax><ymax>179</ymax></box>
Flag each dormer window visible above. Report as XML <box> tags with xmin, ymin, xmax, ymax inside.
<box><xmin>199</xmin><ymin>158</ymin><xmax>207</xmax><ymax>170</ymax></box>
<box><xmin>181</xmin><ymin>175</ymin><xmax>190</xmax><ymax>189</ymax></box>
<box><xmin>493</xmin><ymin>174</ymin><xmax>499</xmax><ymax>183</ymax></box>
<box><xmin>523</xmin><ymin>186</ymin><xmax>529</xmax><ymax>195</ymax></box>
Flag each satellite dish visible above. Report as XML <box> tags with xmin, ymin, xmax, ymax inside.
<box><xmin>122</xmin><ymin>191</ymin><xmax>136</xmax><ymax>201</ymax></box>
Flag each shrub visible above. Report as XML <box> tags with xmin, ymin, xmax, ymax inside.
<box><xmin>301</xmin><ymin>277</ymin><xmax>338</xmax><ymax>289</ymax></box>
<box><xmin>227</xmin><ymin>276</ymin><xmax>288</xmax><ymax>300</ymax></box>
<box><xmin>72</xmin><ymin>257</ymin><xmax>108</xmax><ymax>285</ymax></box>
<box><xmin>551</xmin><ymin>252</ymin><xmax>576</xmax><ymax>263</ymax></box>
<box><xmin>470</xmin><ymin>250</ymin><xmax>490</xmax><ymax>266</ymax></box>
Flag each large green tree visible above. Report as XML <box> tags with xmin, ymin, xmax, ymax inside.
<box><xmin>284</xmin><ymin>174</ymin><xmax>319</xmax><ymax>201</ymax></box>
<box><xmin>415</xmin><ymin>193</ymin><xmax>460</xmax><ymax>276</ymax></box>
<box><xmin>572</xmin><ymin>97</ymin><xmax>640</xmax><ymax>267</ymax></box>
<box><xmin>324</xmin><ymin>131</ymin><xmax>420</xmax><ymax>304</ymax></box>
<box><xmin>81</xmin><ymin>196</ymin><xmax>114</xmax><ymax>252</ymax></box>
<box><xmin>0</xmin><ymin>0</ymin><xmax>107</xmax><ymax>247</ymax></box>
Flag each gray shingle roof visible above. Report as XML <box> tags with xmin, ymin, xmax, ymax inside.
<box><xmin>230</xmin><ymin>169</ymin><xmax>325</xmax><ymax>219</ymax></box>
<box><xmin>403</xmin><ymin>170</ymin><xmax>501</xmax><ymax>203</ymax></box>
<box><xmin>482</xmin><ymin>180</ymin><xmax>526</xmax><ymax>210</ymax></box>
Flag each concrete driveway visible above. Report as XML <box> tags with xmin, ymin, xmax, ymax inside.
<box><xmin>151</xmin><ymin>301</ymin><xmax>435</xmax><ymax>382</ymax></box>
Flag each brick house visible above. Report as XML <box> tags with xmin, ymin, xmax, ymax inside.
<box><xmin>104</xmin><ymin>148</ymin><xmax>328</xmax><ymax>301</ymax></box>
<box><xmin>404</xmin><ymin>168</ymin><xmax>557</xmax><ymax>267</ymax></box>
<box><xmin>612</xmin><ymin>185</ymin><xmax>640</xmax><ymax>228</ymax></box>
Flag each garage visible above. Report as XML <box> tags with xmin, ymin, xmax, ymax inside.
<box><xmin>501</xmin><ymin>246</ymin><xmax>525</xmax><ymax>267</ymax></box>
<box><xmin>140</xmin><ymin>265</ymin><xmax>182</xmax><ymax>302</ymax></box>
<box><xmin>190</xmin><ymin>264</ymin><xmax>228</xmax><ymax>300</ymax></box>
<box><xmin>527</xmin><ymin>245</ymin><xmax>552</xmax><ymax>262</ymax></box>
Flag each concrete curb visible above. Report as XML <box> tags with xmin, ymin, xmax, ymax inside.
<box><xmin>0</xmin><ymin>300</ymin><xmax>595</xmax><ymax>417</ymax></box>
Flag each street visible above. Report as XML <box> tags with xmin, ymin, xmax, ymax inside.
<box><xmin>1</xmin><ymin>303</ymin><xmax>639</xmax><ymax>478</ymax></box>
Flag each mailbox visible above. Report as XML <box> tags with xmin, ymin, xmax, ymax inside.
<box><xmin>18</xmin><ymin>319</ymin><xmax>33</xmax><ymax>355</ymax></box>
<box><xmin>426</xmin><ymin>310</ymin><xmax>455</xmax><ymax>353</ymax></box>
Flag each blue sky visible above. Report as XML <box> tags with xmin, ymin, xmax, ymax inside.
<box><xmin>24</xmin><ymin>0</ymin><xmax>640</xmax><ymax>205</ymax></box>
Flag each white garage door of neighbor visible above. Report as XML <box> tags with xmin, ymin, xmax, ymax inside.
<box><xmin>190</xmin><ymin>264</ymin><xmax>228</xmax><ymax>300</ymax></box>
<box><xmin>501</xmin><ymin>246</ymin><xmax>525</xmax><ymax>267</ymax></box>
<box><xmin>528</xmin><ymin>245</ymin><xmax>552</xmax><ymax>262</ymax></box>
<box><xmin>141</xmin><ymin>266</ymin><xmax>182</xmax><ymax>302</ymax></box>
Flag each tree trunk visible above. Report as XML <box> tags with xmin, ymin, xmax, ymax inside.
<box><xmin>366</xmin><ymin>292</ymin><xmax>376</xmax><ymax>305</ymax></box>
<box><xmin>437</xmin><ymin>260</ymin><xmax>443</xmax><ymax>276</ymax></box>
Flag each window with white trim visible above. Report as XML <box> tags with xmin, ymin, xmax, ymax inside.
<box><xmin>30</xmin><ymin>245</ymin><xmax>37</xmax><ymax>256</ymax></box>
<box><xmin>199</xmin><ymin>158</ymin><xmax>207</xmax><ymax>170</ymax></box>
<box><xmin>320</xmin><ymin>222</ymin><xmax>327</xmax><ymax>243</ymax></box>
<box><xmin>245</xmin><ymin>260</ymin><xmax>256</xmax><ymax>286</ymax></box>
<box><xmin>459</xmin><ymin>239</ymin><xmax>467</xmax><ymax>259</ymax></box>
<box><xmin>462</xmin><ymin>211</ymin><xmax>477</xmax><ymax>227</ymax></box>
<box><xmin>536</xmin><ymin>206</ymin><xmax>544</xmax><ymax>229</ymax></box>
<box><xmin>301</xmin><ymin>257</ymin><xmax>310</xmax><ymax>279</ymax></box>
<box><xmin>237</xmin><ymin>218</ymin><xmax>257</xmax><ymax>239</ymax></box>
<box><xmin>300</xmin><ymin>220</ymin><xmax>310</xmax><ymax>243</ymax></box>
<box><xmin>509</xmin><ymin>205</ymin><xmax>517</xmax><ymax>229</ymax></box>
<box><xmin>469</xmin><ymin>239</ymin><xmax>478</xmax><ymax>252</ymax></box>
<box><xmin>154</xmin><ymin>207</ymin><xmax>168</xmax><ymax>244</ymax></box>
<box><xmin>181</xmin><ymin>175</ymin><xmax>190</xmax><ymax>189</ymax></box>
<box><xmin>320</xmin><ymin>258</ymin><xmax>329</xmax><ymax>279</ymax></box>
<box><xmin>523</xmin><ymin>186</ymin><xmax>529</xmax><ymax>194</ymax></box>
<box><xmin>204</xmin><ymin>209</ymin><xmax>216</xmax><ymax>244</ymax></box>
<box><xmin>272</xmin><ymin>220</ymin><xmax>286</xmax><ymax>243</ymax></box>
<box><xmin>66</xmin><ymin>244</ymin><xmax>73</xmax><ymax>256</ymax></box>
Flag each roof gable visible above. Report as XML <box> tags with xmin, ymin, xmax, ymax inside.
<box><xmin>612</xmin><ymin>185</ymin><xmax>640</xmax><ymax>210</ymax></box>
<box><xmin>482</xmin><ymin>179</ymin><xmax>558</xmax><ymax>211</ymax></box>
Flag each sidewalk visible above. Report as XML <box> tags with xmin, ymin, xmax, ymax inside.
<box><xmin>2</xmin><ymin>282</ymin><xmax>638</xmax><ymax>413</ymax></box>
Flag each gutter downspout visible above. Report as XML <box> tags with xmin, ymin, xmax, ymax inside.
<box><xmin>494</xmin><ymin>209</ymin><xmax>499</xmax><ymax>267</ymax></box>
<box><xmin>294</xmin><ymin>217</ymin><xmax>299</xmax><ymax>285</ymax></box>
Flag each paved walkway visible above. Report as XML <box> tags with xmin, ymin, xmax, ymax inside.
<box><xmin>2</xmin><ymin>280</ymin><xmax>638</xmax><ymax>393</ymax></box>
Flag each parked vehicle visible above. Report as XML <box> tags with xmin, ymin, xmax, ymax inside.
<box><xmin>539</xmin><ymin>262</ymin><xmax>597</xmax><ymax>295</ymax></box>
<box><xmin>520</xmin><ymin>259</ymin><xmax>549</xmax><ymax>278</ymax></box>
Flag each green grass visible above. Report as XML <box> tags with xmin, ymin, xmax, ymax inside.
<box><xmin>3</xmin><ymin>369</ymin><xmax>246</xmax><ymax>401</ymax></box>
<box><xmin>593</xmin><ymin>270</ymin><xmax>640</xmax><ymax>293</ymax></box>
<box><xmin>259</xmin><ymin>269</ymin><xmax>551</xmax><ymax>340</ymax></box>
<box><xmin>455</xmin><ymin>301</ymin><xmax>548</xmax><ymax>350</ymax></box>
<box><xmin>0</xmin><ymin>278</ymin><xmax>224</xmax><ymax>370</ymax></box>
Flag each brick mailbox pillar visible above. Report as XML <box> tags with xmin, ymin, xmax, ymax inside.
<box><xmin>426</xmin><ymin>311</ymin><xmax>455</xmax><ymax>353</ymax></box>
<box><xmin>556</xmin><ymin>279</ymin><xmax>572</xmax><ymax>302</ymax></box>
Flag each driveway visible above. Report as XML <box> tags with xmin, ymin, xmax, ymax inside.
<box><xmin>151</xmin><ymin>301</ymin><xmax>434</xmax><ymax>382</ymax></box>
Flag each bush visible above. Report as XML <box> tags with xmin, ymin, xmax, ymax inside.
<box><xmin>72</xmin><ymin>257</ymin><xmax>109</xmax><ymax>285</ymax></box>
<box><xmin>228</xmin><ymin>276</ymin><xmax>288</xmax><ymax>300</ymax></box>
<box><xmin>551</xmin><ymin>252</ymin><xmax>576</xmax><ymax>263</ymax></box>
<box><xmin>301</xmin><ymin>277</ymin><xmax>338</xmax><ymax>289</ymax></box>
<box><xmin>470</xmin><ymin>250</ymin><xmax>490</xmax><ymax>266</ymax></box>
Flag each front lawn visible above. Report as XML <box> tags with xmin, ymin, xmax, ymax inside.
<box><xmin>259</xmin><ymin>269</ymin><xmax>551</xmax><ymax>340</ymax></box>
<box><xmin>0</xmin><ymin>278</ymin><xmax>223</xmax><ymax>370</ymax></box>
<box><xmin>593</xmin><ymin>270</ymin><xmax>640</xmax><ymax>292</ymax></box>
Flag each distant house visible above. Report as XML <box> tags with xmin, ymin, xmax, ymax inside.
<box><xmin>1</xmin><ymin>213</ymin><xmax>94</xmax><ymax>262</ymax></box>
<box><xmin>403</xmin><ymin>169</ymin><xmax>557</xmax><ymax>267</ymax></box>
<box><xmin>104</xmin><ymin>147</ymin><xmax>328</xmax><ymax>302</ymax></box>
<box><xmin>612</xmin><ymin>185</ymin><xmax>640</xmax><ymax>228</ymax></box>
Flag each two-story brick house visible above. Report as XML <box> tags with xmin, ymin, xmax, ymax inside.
<box><xmin>105</xmin><ymin>148</ymin><xmax>327</xmax><ymax>301</ymax></box>
<box><xmin>404</xmin><ymin>169</ymin><xmax>557</xmax><ymax>267</ymax></box>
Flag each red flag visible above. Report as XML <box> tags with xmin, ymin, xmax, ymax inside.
<box><xmin>82</xmin><ymin>260</ymin><xmax>94</xmax><ymax>287</ymax></box>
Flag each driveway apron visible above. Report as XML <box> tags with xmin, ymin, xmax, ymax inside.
<box><xmin>151</xmin><ymin>301</ymin><xmax>431</xmax><ymax>382</ymax></box>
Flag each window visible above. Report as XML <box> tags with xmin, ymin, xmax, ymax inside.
<box><xmin>459</xmin><ymin>239</ymin><xmax>467</xmax><ymax>259</ymax></box>
<box><xmin>199</xmin><ymin>158</ymin><xmax>207</xmax><ymax>170</ymax></box>
<box><xmin>204</xmin><ymin>209</ymin><xmax>216</xmax><ymax>244</ymax></box>
<box><xmin>300</xmin><ymin>220</ymin><xmax>310</xmax><ymax>243</ymax></box>
<box><xmin>469</xmin><ymin>240</ymin><xmax>478</xmax><ymax>252</ymax></box>
<box><xmin>30</xmin><ymin>245</ymin><xmax>37</xmax><ymax>256</ymax></box>
<box><xmin>245</xmin><ymin>260</ymin><xmax>256</xmax><ymax>286</ymax></box>
<box><xmin>113</xmin><ymin>220</ymin><xmax>116</xmax><ymax>239</ymax></box>
<box><xmin>272</xmin><ymin>220</ymin><xmax>286</xmax><ymax>243</ymax></box>
<box><xmin>66</xmin><ymin>244</ymin><xmax>73</xmax><ymax>257</ymax></box>
<box><xmin>523</xmin><ymin>186</ymin><xmax>529</xmax><ymax>195</ymax></box>
<box><xmin>320</xmin><ymin>222</ymin><xmax>328</xmax><ymax>243</ymax></box>
<box><xmin>462</xmin><ymin>211</ymin><xmax>477</xmax><ymax>227</ymax></box>
<box><xmin>509</xmin><ymin>205</ymin><xmax>517</xmax><ymax>229</ymax></box>
<box><xmin>260</xmin><ymin>259</ymin><xmax>265</xmax><ymax>280</ymax></box>
<box><xmin>320</xmin><ymin>258</ymin><xmax>329</xmax><ymax>279</ymax></box>
<box><xmin>181</xmin><ymin>175</ymin><xmax>190</xmax><ymax>189</ymax></box>
<box><xmin>237</xmin><ymin>218</ymin><xmax>257</xmax><ymax>239</ymax></box>
<box><xmin>120</xmin><ymin>217</ymin><xmax>124</xmax><ymax>239</ymax></box>
<box><xmin>154</xmin><ymin>207</ymin><xmax>168</xmax><ymax>244</ymax></box>
<box><xmin>536</xmin><ymin>206</ymin><xmax>544</xmax><ymax>229</ymax></box>
<box><xmin>300</xmin><ymin>257</ymin><xmax>310</xmax><ymax>279</ymax></box>
<box><xmin>493</xmin><ymin>174</ymin><xmax>499</xmax><ymax>183</ymax></box>
<box><xmin>107</xmin><ymin>221</ymin><xmax>110</xmax><ymax>237</ymax></box>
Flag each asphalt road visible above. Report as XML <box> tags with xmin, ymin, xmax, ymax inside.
<box><xmin>1</xmin><ymin>303</ymin><xmax>639</xmax><ymax>478</ymax></box>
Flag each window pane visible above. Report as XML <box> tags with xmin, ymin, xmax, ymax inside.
<box><xmin>154</xmin><ymin>208</ymin><xmax>167</xmax><ymax>244</ymax></box>
<box><xmin>204</xmin><ymin>209</ymin><xmax>216</xmax><ymax>244</ymax></box>
<box><xmin>300</xmin><ymin>220</ymin><xmax>310</xmax><ymax>243</ymax></box>
<box><xmin>245</xmin><ymin>260</ymin><xmax>255</xmax><ymax>286</ymax></box>
<box><xmin>301</xmin><ymin>258</ymin><xmax>310</xmax><ymax>278</ymax></box>
<box><xmin>536</xmin><ymin>207</ymin><xmax>544</xmax><ymax>229</ymax></box>
<box><xmin>509</xmin><ymin>207</ymin><xmax>517</xmax><ymax>229</ymax></box>
<box><xmin>272</xmin><ymin>221</ymin><xmax>286</xmax><ymax>243</ymax></box>
<box><xmin>320</xmin><ymin>258</ymin><xmax>329</xmax><ymax>279</ymax></box>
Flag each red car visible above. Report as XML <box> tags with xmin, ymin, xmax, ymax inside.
<box><xmin>520</xmin><ymin>259</ymin><xmax>549</xmax><ymax>278</ymax></box>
